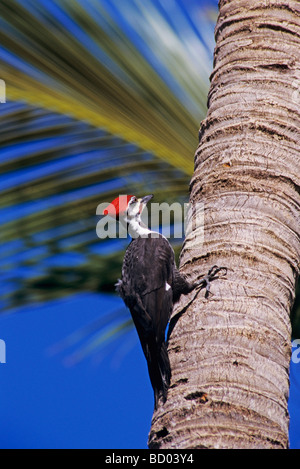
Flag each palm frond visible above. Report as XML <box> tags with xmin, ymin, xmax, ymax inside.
<box><xmin>0</xmin><ymin>0</ymin><xmax>215</xmax><ymax>172</ymax></box>
<box><xmin>0</xmin><ymin>0</ymin><xmax>217</xmax><ymax>315</ymax></box>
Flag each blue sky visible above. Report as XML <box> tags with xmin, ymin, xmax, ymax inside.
<box><xmin>0</xmin><ymin>293</ymin><xmax>153</xmax><ymax>449</ymax></box>
<box><xmin>289</xmin><ymin>360</ymin><xmax>300</xmax><ymax>449</ymax></box>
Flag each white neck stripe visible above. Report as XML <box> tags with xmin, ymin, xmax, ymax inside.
<box><xmin>128</xmin><ymin>218</ymin><xmax>154</xmax><ymax>238</ymax></box>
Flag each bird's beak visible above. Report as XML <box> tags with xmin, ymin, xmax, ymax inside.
<box><xmin>140</xmin><ymin>194</ymin><xmax>153</xmax><ymax>205</ymax></box>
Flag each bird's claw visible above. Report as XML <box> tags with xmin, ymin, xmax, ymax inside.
<box><xmin>196</xmin><ymin>265</ymin><xmax>227</xmax><ymax>298</ymax></box>
<box><xmin>207</xmin><ymin>265</ymin><xmax>227</xmax><ymax>279</ymax></box>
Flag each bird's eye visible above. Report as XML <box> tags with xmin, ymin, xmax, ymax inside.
<box><xmin>130</xmin><ymin>196</ymin><xmax>137</xmax><ymax>204</ymax></box>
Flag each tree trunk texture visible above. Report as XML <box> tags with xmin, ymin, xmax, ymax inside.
<box><xmin>149</xmin><ymin>0</ymin><xmax>300</xmax><ymax>449</ymax></box>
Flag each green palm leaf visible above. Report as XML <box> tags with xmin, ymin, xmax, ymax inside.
<box><xmin>0</xmin><ymin>0</ymin><xmax>214</xmax><ymax>172</ymax></box>
<box><xmin>0</xmin><ymin>0</ymin><xmax>298</xmax><ymax>341</ymax></box>
<box><xmin>0</xmin><ymin>0</ymin><xmax>216</xmax><ymax>315</ymax></box>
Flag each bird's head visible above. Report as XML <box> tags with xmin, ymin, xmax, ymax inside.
<box><xmin>103</xmin><ymin>194</ymin><xmax>153</xmax><ymax>224</ymax></box>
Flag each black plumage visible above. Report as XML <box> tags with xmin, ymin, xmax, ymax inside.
<box><xmin>117</xmin><ymin>233</ymin><xmax>195</xmax><ymax>409</ymax></box>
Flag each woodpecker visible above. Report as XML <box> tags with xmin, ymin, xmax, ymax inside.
<box><xmin>103</xmin><ymin>194</ymin><xmax>226</xmax><ymax>409</ymax></box>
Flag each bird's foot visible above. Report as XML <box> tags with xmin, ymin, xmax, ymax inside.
<box><xmin>195</xmin><ymin>265</ymin><xmax>227</xmax><ymax>299</ymax></box>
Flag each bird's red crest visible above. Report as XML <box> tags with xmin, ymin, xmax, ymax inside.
<box><xmin>103</xmin><ymin>195</ymin><xmax>134</xmax><ymax>218</ymax></box>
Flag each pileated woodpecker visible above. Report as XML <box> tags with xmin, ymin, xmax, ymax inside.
<box><xmin>103</xmin><ymin>194</ymin><xmax>226</xmax><ymax>409</ymax></box>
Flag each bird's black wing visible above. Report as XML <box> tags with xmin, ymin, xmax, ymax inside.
<box><xmin>118</xmin><ymin>235</ymin><xmax>175</xmax><ymax>406</ymax></box>
<box><xmin>119</xmin><ymin>235</ymin><xmax>175</xmax><ymax>339</ymax></box>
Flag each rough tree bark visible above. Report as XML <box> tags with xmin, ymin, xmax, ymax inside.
<box><xmin>149</xmin><ymin>0</ymin><xmax>300</xmax><ymax>449</ymax></box>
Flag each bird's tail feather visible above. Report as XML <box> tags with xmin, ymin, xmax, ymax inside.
<box><xmin>149</xmin><ymin>341</ymin><xmax>171</xmax><ymax>410</ymax></box>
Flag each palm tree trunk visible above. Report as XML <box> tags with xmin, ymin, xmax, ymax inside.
<box><xmin>149</xmin><ymin>0</ymin><xmax>300</xmax><ymax>449</ymax></box>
